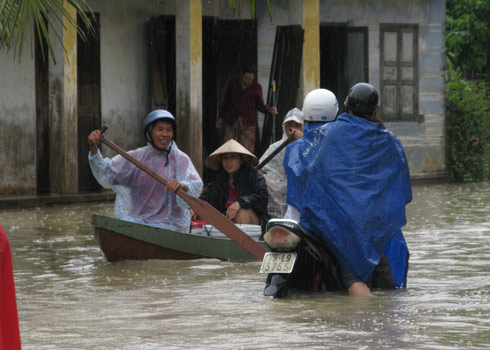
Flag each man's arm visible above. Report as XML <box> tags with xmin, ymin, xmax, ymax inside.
<box><xmin>253</xmin><ymin>82</ymin><xmax>277</xmax><ymax>115</ymax></box>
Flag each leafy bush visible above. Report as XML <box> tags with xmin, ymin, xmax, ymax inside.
<box><xmin>446</xmin><ymin>0</ymin><xmax>490</xmax><ymax>73</ymax></box>
<box><xmin>446</xmin><ymin>73</ymin><xmax>490</xmax><ymax>182</ymax></box>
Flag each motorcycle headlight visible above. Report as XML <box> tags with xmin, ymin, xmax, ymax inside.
<box><xmin>263</xmin><ymin>226</ymin><xmax>301</xmax><ymax>250</ymax></box>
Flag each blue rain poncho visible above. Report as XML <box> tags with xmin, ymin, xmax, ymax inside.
<box><xmin>284</xmin><ymin>113</ymin><xmax>411</xmax><ymax>285</ymax></box>
<box><xmin>89</xmin><ymin>141</ymin><xmax>203</xmax><ymax>233</ymax></box>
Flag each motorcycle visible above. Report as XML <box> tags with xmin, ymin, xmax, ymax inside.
<box><xmin>260</xmin><ymin>218</ymin><xmax>343</xmax><ymax>298</ymax></box>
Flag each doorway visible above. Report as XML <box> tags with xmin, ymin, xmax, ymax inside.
<box><xmin>35</xmin><ymin>23</ymin><xmax>50</xmax><ymax>193</ymax></box>
<box><xmin>202</xmin><ymin>18</ymin><xmax>257</xmax><ymax>182</ymax></box>
<box><xmin>259</xmin><ymin>25</ymin><xmax>304</xmax><ymax>156</ymax></box>
<box><xmin>320</xmin><ymin>25</ymin><xmax>368</xmax><ymax>113</ymax></box>
<box><xmin>77</xmin><ymin>13</ymin><xmax>101</xmax><ymax>192</ymax></box>
<box><xmin>149</xmin><ymin>16</ymin><xmax>176</xmax><ymax>117</ymax></box>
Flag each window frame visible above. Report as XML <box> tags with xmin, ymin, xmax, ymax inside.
<box><xmin>380</xmin><ymin>24</ymin><xmax>419</xmax><ymax>121</ymax></box>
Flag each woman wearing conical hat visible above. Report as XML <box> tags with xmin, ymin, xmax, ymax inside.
<box><xmin>197</xmin><ymin>139</ymin><xmax>270</xmax><ymax>227</ymax></box>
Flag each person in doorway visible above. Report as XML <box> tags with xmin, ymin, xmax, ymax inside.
<box><xmin>216</xmin><ymin>65</ymin><xmax>278</xmax><ymax>153</ymax></box>
<box><xmin>259</xmin><ymin>107</ymin><xmax>304</xmax><ymax>218</ymax></box>
<box><xmin>88</xmin><ymin>110</ymin><xmax>203</xmax><ymax>233</ymax></box>
<box><xmin>196</xmin><ymin>139</ymin><xmax>269</xmax><ymax>227</ymax></box>
<box><xmin>0</xmin><ymin>224</ymin><xmax>22</xmax><ymax>350</ymax></box>
<box><xmin>285</xmin><ymin>83</ymin><xmax>412</xmax><ymax>296</ymax></box>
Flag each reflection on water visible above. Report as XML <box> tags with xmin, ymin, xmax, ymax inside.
<box><xmin>1</xmin><ymin>183</ymin><xmax>490</xmax><ymax>349</ymax></box>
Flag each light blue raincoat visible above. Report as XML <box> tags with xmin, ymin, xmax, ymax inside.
<box><xmin>89</xmin><ymin>141</ymin><xmax>203</xmax><ymax>233</ymax></box>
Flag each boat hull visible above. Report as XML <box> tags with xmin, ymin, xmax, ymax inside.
<box><xmin>92</xmin><ymin>214</ymin><xmax>267</xmax><ymax>262</ymax></box>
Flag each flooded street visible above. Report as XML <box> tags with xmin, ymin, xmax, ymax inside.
<box><xmin>2</xmin><ymin>182</ymin><xmax>490</xmax><ymax>349</ymax></box>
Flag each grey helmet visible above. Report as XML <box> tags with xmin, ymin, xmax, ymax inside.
<box><xmin>143</xmin><ymin>110</ymin><xmax>176</xmax><ymax>165</ymax></box>
<box><xmin>143</xmin><ymin>110</ymin><xmax>176</xmax><ymax>146</ymax></box>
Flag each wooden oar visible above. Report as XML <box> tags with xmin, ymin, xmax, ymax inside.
<box><xmin>271</xmin><ymin>80</ymin><xmax>277</xmax><ymax>142</ymax></box>
<box><xmin>256</xmin><ymin>132</ymin><xmax>295</xmax><ymax>170</ymax></box>
<box><xmin>98</xmin><ymin>129</ymin><xmax>268</xmax><ymax>261</ymax></box>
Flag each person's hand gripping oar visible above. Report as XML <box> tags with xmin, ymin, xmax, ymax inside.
<box><xmin>255</xmin><ymin>131</ymin><xmax>296</xmax><ymax>170</ymax></box>
<box><xmin>271</xmin><ymin>80</ymin><xmax>277</xmax><ymax>142</ymax></box>
<box><xmin>90</xmin><ymin>127</ymin><xmax>268</xmax><ymax>261</ymax></box>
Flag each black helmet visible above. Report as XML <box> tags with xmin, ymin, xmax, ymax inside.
<box><xmin>345</xmin><ymin>83</ymin><xmax>379</xmax><ymax>115</ymax></box>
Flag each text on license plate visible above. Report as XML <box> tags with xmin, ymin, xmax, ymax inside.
<box><xmin>260</xmin><ymin>252</ymin><xmax>297</xmax><ymax>274</ymax></box>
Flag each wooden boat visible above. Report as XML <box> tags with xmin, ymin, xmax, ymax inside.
<box><xmin>92</xmin><ymin>214</ymin><xmax>268</xmax><ymax>262</ymax></box>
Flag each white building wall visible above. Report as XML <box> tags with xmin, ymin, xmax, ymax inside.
<box><xmin>0</xmin><ymin>46</ymin><xmax>36</xmax><ymax>194</ymax></box>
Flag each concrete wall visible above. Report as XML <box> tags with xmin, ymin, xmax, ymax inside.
<box><xmin>0</xmin><ymin>0</ymin><xmax>178</xmax><ymax>195</ymax></box>
<box><xmin>320</xmin><ymin>0</ymin><xmax>447</xmax><ymax>178</ymax></box>
<box><xmin>87</xmin><ymin>0</ymin><xmax>176</xmax><ymax>155</ymax></box>
<box><xmin>0</xmin><ymin>45</ymin><xmax>36</xmax><ymax>195</ymax></box>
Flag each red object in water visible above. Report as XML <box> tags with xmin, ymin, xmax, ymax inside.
<box><xmin>191</xmin><ymin>219</ymin><xmax>207</xmax><ymax>229</ymax></box>
<box><xmin>0</xmin><ymin>224</ymin><xmax>21</xmax><ymax>350</ymax></box>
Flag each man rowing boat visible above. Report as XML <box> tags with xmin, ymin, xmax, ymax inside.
<box><xmin>88</xmin><ymin>110</ymin><xmax>203</xmax><ymax>232</ymax></box>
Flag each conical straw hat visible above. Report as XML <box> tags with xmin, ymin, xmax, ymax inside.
<box><xmin>206</xmin><ymin>139</ymin><xmax>258</xmax><ymax>171</ymax></box>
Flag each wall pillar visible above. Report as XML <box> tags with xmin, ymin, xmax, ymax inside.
<box><xmin>302</xmin><ymin>0</ymin><xmax>320</xmax><ymax>96</ymax></box>
<box><xmin>176</xmin><ymin>0</ymin><xmax>203</xmax><ymax>175</ymax></box>
<box><xmin>48</xmin><ymin>2</ymin><xmax>78</xmax><ymax>194</ymax></box>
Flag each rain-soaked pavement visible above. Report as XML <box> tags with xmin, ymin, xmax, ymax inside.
<box><xmin>2</xmin><ymin>182</ymin><xmax>490</xmax><ymax>349</ymax></box>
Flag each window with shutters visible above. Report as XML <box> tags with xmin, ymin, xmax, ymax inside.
<box><xmin>380</xmin><ymin>24</ymin><xmax>419</xmax><ymax>121</ymax></box>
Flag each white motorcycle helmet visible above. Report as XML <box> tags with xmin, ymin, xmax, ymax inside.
<box><xmin>302</xmin><ymin>89</ymin><xmax>339</xmax><ymax>122</ymax></box>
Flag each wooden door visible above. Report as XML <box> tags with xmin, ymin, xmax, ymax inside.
<box><xmin>77</xmin><ymin>13</ymin><xmax>101</xmax><ymax>192</ymax></box>
<box><xmin>320</xmin><ymin>25</ymin><xmax>367</xmax><ymax>113</ymax></box>
<box><xmin>259</xmin><ymin>25</ymin><xmax>304</xmax><ymax>156</ymax></box>
<box><xmin>35</xmin><ymin>23</ymin><xmax>50</xmax><ymax>193</ymax></box>
<box><xmin>346</xmin><ymin>28</ymin><xmax>368</xmax><ymax>90</ymax></box>
<box><xmin>150</xmin><ymin>16</ymin><xmax>176</xmax><ymax>116</ymax></box>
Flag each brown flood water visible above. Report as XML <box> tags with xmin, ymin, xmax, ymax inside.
<box><xmin>2</xmin><ymin>182</ymin><xmax>490</xmax><ymax>349</ymax></box>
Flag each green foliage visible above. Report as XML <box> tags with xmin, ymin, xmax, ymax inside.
<box><xmin>446</xmin><ymin>72</ymin><xmax>490</xmax><ymax>182</ymax></box>
<box><xmin>227</xmin><ymin>0</ymin><xmax>277</xmax><ymax>20</ymax></box>
<box><xmin>446</xmin><ymin>0</ymin><xmax>490</xmax><ymax>73</ymax></box>
<box><xmin>0</xmin><ymin>0</ymin><xmax>93</xmax><ymax>62</ymax></box>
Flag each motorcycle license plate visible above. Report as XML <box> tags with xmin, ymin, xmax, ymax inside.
<box><xmin>260</xmin><ymin>252</ymin><xmax>297</xmax><ymax>274</ymax></box>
